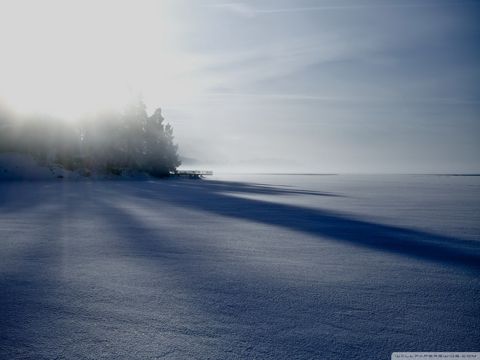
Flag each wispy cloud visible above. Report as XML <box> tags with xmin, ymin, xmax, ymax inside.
<box><xmin>206</xmin><ymin>3</ymin><xmax>256</xmax><ymax>17</ymax></box>
<box><xmin>208</xmin><ymin>1</ymin><xmax>477</xmax><ymax>17</ymax></box>
<box><xmin>192</xmin><ymin>35</ymin><xmax>378</xmax><ymax>92</ymax></box>
<box><xmin>203</xmin><ymin>92</ymin><xmax>480</xmax><ymax>106</ymax></box>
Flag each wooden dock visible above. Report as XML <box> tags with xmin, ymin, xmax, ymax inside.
<box><xmin>174</xmin><ymin>170</ymin><xmax>213</xmax><ymax>179</ymax></box>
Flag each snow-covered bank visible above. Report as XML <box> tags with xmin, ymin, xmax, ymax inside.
<box><xmin>1</xmin><ymin>175</ymin><xmax>479</xmax><ymax>359</ymax></box>
<box><xmin>0</xmin><ymin>153</ymin><xmax>79</xmax><ymax>181</ymax></box>
<box><xmin>0</xmin><ymin>153</ymin><xmax>157</xmax><ymax>181</ymax></box>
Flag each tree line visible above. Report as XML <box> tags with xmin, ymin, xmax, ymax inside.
<box><xmin>0</xmin><ymin>99</ymin><xmax>181</xmax><ymax>177</ymax></box>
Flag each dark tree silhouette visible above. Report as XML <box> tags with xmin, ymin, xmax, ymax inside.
<box><xmin>0</xmin><ymin>98</ymin><xmax>181</xmax><ymax>177</ymax></box>
<box><xmin>144</xmin><ymin>107</ymin><xmax>181</xmax><ymax>177</ymax></box>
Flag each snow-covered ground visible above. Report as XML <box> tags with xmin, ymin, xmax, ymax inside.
<box><xmin>1</xmin><ymin>174</ymin><xmax>479</xmax><ymax>359</ymax></box>
<box><xmin>0</xmin><ymin>153</ymin><xmax>76</xmax><ymax>181</ymax></box>
<box><xmin>0</xmin><ymin>153</ymin><xmax>155</xmax><ymax>181</ymax></box>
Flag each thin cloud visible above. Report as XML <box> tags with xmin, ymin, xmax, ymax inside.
<box><xmin>205</xmin><ymin>3</ymin><xmax>256</xmax><ymax>17</ymax></box>
<box><xmin>209</xmin><ymin>1</ymin><xmax>478</xmax><ymax>17</ymax></box>
<box><xmin>193</xmin><ymin>35</ymin><xmax>378</xmax><ymax>90</ymax></box>
<box><xmin>204</xmin><ymin>92</ymin><xmax>480</xmax><ymax>105</ymax></box>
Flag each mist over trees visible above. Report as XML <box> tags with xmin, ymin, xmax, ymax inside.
<box><xmin>0</xmin><ymin>99</ymin><xmax>181</xmax><ymax>177</ymax></box>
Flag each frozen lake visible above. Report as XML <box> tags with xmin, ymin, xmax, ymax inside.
<box><xmin>1</xmin><ymin>174</ymin><xmax>479</xmax><ymax>359</ymax></box>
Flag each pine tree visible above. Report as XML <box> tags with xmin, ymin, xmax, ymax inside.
<box><xmin>120</xmin><ymin>97</ymin><xmax>148</xmax><ymax>170</ymax></box>
<box><xmin>0</xmin><ymin>98</ymin><xmax>181</xmax><ymax>177</ymax></box>
<box><xmin>144</xmin><ymin>107</ymin><xmax>181</xmax><ymax>177</ymax></box>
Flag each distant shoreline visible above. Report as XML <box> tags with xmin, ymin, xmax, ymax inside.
<box><xmin>213</xmin><ymin>173</ymin><xmax>480</xmax><ymax>176</ymax></box>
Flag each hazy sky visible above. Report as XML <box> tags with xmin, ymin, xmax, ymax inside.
<box><xmin>0</xmin><ymin>0</ymin><xmax>479</xmax><ymax>172</ymax></box>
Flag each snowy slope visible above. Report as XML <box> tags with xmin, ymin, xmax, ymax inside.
<box><xmin>0</xmin><ymin>153</ymin><xmax>154</xmax><ymax>181</ymax></box>
<box><xmin>0</xmin><ymin>153</ymin><xmax>80</xmax><ymax>181</ymax></box>
<box><xmin>0</xmin><ymin>175</ymin><xmax>479</xmax><ymax>359</ymax></box>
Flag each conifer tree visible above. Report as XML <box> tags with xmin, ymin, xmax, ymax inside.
<box><xmin>144</xmin><ymin>107</ymin><xmax>181</xmax><ymax>177</ymax></box>
<box><xmin>0</xmin><ymin>99</ymin><xmax>181</xmax><ymax>177</ymax></box>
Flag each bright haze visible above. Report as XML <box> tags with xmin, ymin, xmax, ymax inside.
<box><xmin>0</xmin><ymin>0</ymin><xmax>479</xmax><ymax>173</ymax></box>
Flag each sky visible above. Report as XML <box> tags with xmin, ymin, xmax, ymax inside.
<box><xmin>0</xmin><ymin>0</ymin><xmax>479</xmax><ymax>173</ymax></box>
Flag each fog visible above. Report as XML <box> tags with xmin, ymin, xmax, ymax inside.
<box><xmin>1</xmin><ymin>0</ymin><xmax>479</xmax><ymax>173</ymax></box>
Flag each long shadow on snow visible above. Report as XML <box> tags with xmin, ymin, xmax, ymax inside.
<box><xmin>0</xmin><ymin>198</ymin><xmax>84</xmax><ymax>359</ymax></box>
<box><xmin>115</xmin><ymin>179</ymin><xmax>480</xmax><ymax>271</ymax></box>
<box><xmin>91</xmin><ymin>195</ymin><xmax>394</xmax><ymax>358</ymax></box>
<box><xmin>93</xmin><ymin>182</ymin><xmax>480</xmax><ymax>358</ymax></box>
<box><xmin>0</xmin><ymin>181</ymin><xmax>62</xmax><ymax>213</ymax></box>
<box><xmin>88</xmin><ymin>196</ymin><xmax>325</xmax><ymax>358</ymax></box>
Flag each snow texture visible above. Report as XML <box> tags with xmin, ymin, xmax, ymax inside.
<box><xmin>0</xmin><ymin>153</ymin><xmax>155</xmax><ymax>181</ymax></box>
<box><xmin>0</xmin><ymin>153</ymin><xmax>82</xmax><ymax>181</ymax></box>
<box><xmin>1</xmin><ymin>174</ymin><xmax>479</xmax><ymax>359</ymax></box>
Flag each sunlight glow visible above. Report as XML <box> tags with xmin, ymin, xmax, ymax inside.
<box><xmin>0</xmin><ymin>0</ymin><xmax>198</xmax><ymax>118</ymax></box>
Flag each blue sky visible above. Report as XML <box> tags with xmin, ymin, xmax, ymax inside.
<box><xmin>0</xmin><ymin>0</ymin><xmax>479</xmax><ymax>172</ymax></box>
<box><xmin>184</xmin><ymin>0</ymin><xmax>480</xmax><ymax>172</ymax></box>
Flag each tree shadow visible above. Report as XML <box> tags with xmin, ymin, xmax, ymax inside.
<box><xmin>1</xmin><ymin>179</ymin><xmax>479</xmax><ymax>358</ymax></box>
<box><xmin>91</xmin><ymin>181</ymin><xmax>480</xmax><ymax>357</ymax></box>
<box><xmin>0</xmin><ymin>202</ymin><xmax>76</xmax><ymax>359</ymax></box>
<box><xmin>86</xmin><ymin>196</ymin><xmax>368</xmax><ymax>358</ymax></box>
<box><xmin>114</xmin><ymin>179</ymin><xmax>480</xmax><ymax>272</ymax></box>
<box><xmin>164</xmin><ymin>179</ymin><xmax>343</xmax><ymax>197</ymax></box>
<box><xmin>0</xmin><ymin>181</ymin><xmax>61</xmax><ymax>213</ymax></box>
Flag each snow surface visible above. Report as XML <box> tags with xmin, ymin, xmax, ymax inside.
<box><xmin>0</xmin><ymin>153</ymin><xmax>82</xmax><ymax>181</ymax></box>
<box><xmin>0</xmin><ymin>153</ymin><xmax>156</xmax><ymax>181</ymax></box>
<box><xmin>1</xmin><ymin>175</ymin><xmax>479</xmax><ymax>359</ymax></box>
